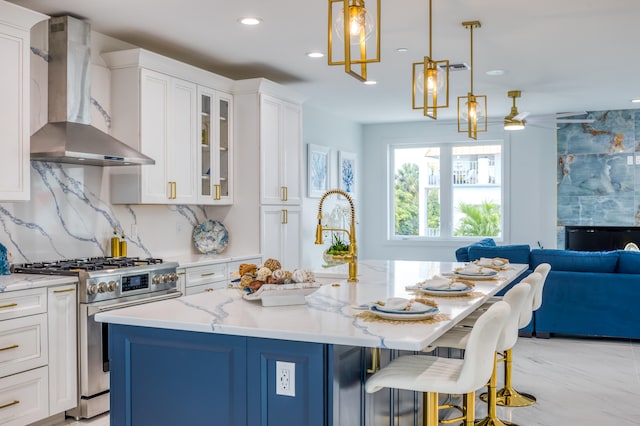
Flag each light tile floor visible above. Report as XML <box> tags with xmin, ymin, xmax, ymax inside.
<box><xmin>57</xmin><ymin>336</ymin><xmax>640</xmax><ymax>426</ymax></box>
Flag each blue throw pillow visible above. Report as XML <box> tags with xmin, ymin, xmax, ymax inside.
<box><xmin>455</xmin><ymin>238</ymin><xmax>496</xmax><ymax>262</ymax></box>
<box><xmin>468</xmin><ymin>244</ymin><xmax>531</xmax><ymax>265</ymax></box>
<box><xmin>617</xmin><ymin>250</ymin><xmax>640</xmax><ymax>274</ymax></box>
<box><xmin>530</xmin><ymin>249</ymin><xmax>618</xmax><ymax>273</ymax></box>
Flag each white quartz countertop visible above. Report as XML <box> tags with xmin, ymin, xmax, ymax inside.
<box><xmin>165</xmin><ymin>253</ymin><xmax>262</xmax><ymax>268</ymax></box>
<box><xmin>0</xmin><ymin>273</ymin><xmax>77</xmax><ymax>293</ymax></box>
<box><xmin>96</xmin><ymin>260</ymin><xmax>528</xmax><ymax>351</ymax></box>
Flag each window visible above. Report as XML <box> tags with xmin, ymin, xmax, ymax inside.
<box><xmin>391</xmin><ymin>142</ymin><xmax>503</xmax><ymax>240</ymax></box>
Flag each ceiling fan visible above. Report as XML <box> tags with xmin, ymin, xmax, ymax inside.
<box><xmin>503</xmin><ymin>90</ymin><xmax>594</xmax><ymax>130</ymax></box>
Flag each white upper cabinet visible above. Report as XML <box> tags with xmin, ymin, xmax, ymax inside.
<box><xmin>104</xmin><ymin>49</ymin><xmax>233</xmax><ymax>205</ymax></box>
<box><xmin>0</xmin><ymin>2</ymin><xmax>47</xmax><ymax>201</ymax></box>
<box><xmin>197</xmin><ymin>87</ymin><xmax>233</xmax><ymax>205</ymax></box>
<box><xmin>260</xmin><ymin>94</ymin><xmax>302</xmax><ymax>205</ymax></box>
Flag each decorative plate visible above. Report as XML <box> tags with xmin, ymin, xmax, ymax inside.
<box><xmin>369</xmin><ymin>305</ymin><xmax>439</xmax><ymax>321</ymax></box>
<box><xmin>193</xmin><ymin>220</ymin><xmax>229</xmax><ymax>254</ymax></box>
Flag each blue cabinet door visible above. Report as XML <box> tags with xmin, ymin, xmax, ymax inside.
<box><xmin>246</xmin><ymin>338</ymin><xmax>327</xmax><ymax>426</ymax></box>
<box><xmin>109</xmin><ymin>325</ymin><xmax>247</xmax><ymax>426</ymax></box>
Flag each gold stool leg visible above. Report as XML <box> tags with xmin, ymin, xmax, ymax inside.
<box><xmin>423</xmin><ymin>392</ymin><xmax>439</xmax><ymax>426</ymax></box>
<box><xmin>463</xmin><ymin>391</ymin><xmax>475</xmax><ymax>426</ymax></box>
<box><xmin>474</xmin><ymin>353</ymin><xmax>519</xmax><ymax>426</ymax></box>
<box><xmin>495</xmin><ymin>349</ymin><xmax>537</xmax><ymax>407</ymax></box>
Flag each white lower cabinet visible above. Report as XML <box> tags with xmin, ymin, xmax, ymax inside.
<box><xmin>47</xmin><ymin>285</ymin><xmax>77</xmax><ymax>414</ymax></box>
<box><xmin>0</xmin><ymin>366</ymin><xmax>48</xmax><ymax>426</ymax></box>
<box><xmin>178</xmin><ymin>257</ymin><xmax>263</xmax><ymax>296</ymax></box>
<box><xmin>183</xmin><ymin>263</ymin><xmax>228</xmax><ymax>296</ymax></box>
<box><xmin>260</xmin><ymin>206</ymin><xmax>301</xmax><ymax>271</ymax></box>
<box><xmin>0</xmin><ymin>283</ymin><xmax>77</xmax><ymax>425</ymax></box>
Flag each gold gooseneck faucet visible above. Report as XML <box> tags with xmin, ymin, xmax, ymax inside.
<box><xmin>315</xmin><ymin>189</ymin><xmax>358</xmax><ymax>282</ymax></box>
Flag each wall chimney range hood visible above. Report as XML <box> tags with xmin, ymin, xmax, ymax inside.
<box><xmin>30</xmin><ymin>16</ymin><xmax>154</xmax><ymax>166</ymax></box>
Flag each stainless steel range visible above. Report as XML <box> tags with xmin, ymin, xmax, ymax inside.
<box><xmin>13</xmin><ymin>257</ymin><xmax>181</xmax><ymax>419</ymax></box>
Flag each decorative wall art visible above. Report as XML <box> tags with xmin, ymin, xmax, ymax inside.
<box><xmin>308</xmin><ymin>144</ymin><xmax>331</xmax><ymax>198</ymax></box>
<box><xmin>338</xmin><ymin>150</ymin><xmax>357</xmax><ymax>198</ymax></box>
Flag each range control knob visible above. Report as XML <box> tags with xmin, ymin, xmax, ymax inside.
<box><xmin>87</xmin><ymin>284</ymin><xmax>98</xmax><ymax>295</ymax></box>
<box><xmin>152</xmin><ymin>274</ymin><xmax>162</xmax><ymax>285</ymax></box>
<box><xmin>169</xmin><ymin>273</ymin><xmax>178</xmax><ymax>282</ymax></box>
<box><xmin>162</xmin><ymin>274</ymin><xmax>170</xmax><ymax>283</ymax></box>
<box><xmin>107</xmin><ymin>281</ymin><xmax>118</xmax><ymax>292</ymax></box>
<box><xmin>98</xmin><ymin>282</ymin><xmax>108</xmax><ymax>293</ymax></box>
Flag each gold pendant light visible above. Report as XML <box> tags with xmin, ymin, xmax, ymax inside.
<box><xmin>458</xmin><ymin>20</ymin><xmax>487</xmax><ymax>140</ymax></box>
<box><xmin>411</xmin><ymin>0</ymin><xmax>449</xmax><ymax>119</ymax></box>
<box><xmin>328</xmin><ymin>0</ymin><xmax>381</xmax><ymax>82</ymax></box>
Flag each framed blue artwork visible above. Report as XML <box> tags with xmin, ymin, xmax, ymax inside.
<box><xmin>308</xmin><ymin>144</ymin><xmax>330</xmax><ymax>198</ymax></box>
<box><xmin>338</xmin><ymin>150</ymin><xmax>356</xmax><ymax>199</ymax></box>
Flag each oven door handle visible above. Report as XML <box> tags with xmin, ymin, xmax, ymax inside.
<box><xmin>87</xmin><ymin>292</ymin><xmax>182</xmax><ymax>316</ymax></box>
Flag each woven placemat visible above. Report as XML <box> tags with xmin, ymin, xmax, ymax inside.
<box><xmin>409</xmin><ymin>290</ymin><xmax>485</xmax><ymax>299</ymax></box>
<box><xmin>356</xmin><ymin>311</ymin><xmax>450</xmax><ymax>324</ymax></box>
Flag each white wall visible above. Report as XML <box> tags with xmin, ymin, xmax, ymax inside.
<box><xmin>300</xmin><ymin>105</ymin><xmax>362</xmax><ymax>270</ymax></box>
<box><xmin>360</xmin><ymin>120</ymin><xmax>558</xmax><ymax>262</ymax></box>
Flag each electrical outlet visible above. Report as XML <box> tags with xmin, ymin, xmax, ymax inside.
<box><xmin>276</xmin><ymin>361</ymin><xmax>295</xmax><ymax>397</ymax></box>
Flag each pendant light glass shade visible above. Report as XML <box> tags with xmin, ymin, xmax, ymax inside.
<box><xmin>411</xmin><ymin>0</ymin><xmax>449</xmax><ymax>119</ymax></box>
<box><xmin>328</xmin><ymin>0</ymin><xmax>381</xmax><ymax>82</ymax></box>
<box><xmin>457</xmin><ymin>20</ymin><xmax>487</xmax><ymax>139</ymax></box>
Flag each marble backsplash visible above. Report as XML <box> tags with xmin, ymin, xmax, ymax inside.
<box><xmin>557</xmin><ymin>109</ymin><xmax>640</xmax><ymax>247</ymax></box>
<box><xmin>0</xmin><ymin>161</ymin><xmax>231</xmax><ymax>263</ymax></box>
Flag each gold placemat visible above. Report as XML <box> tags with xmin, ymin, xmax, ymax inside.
<box><xmin>356</xmin><ymin>311</ymin><xmax>450</xmax><ymax>324</ymax></box>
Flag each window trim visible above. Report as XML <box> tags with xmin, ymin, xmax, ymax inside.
<box><xmin>387</xmin><ymin>139</ymin><xmax>510</xmax><ymax>244</ymax></box>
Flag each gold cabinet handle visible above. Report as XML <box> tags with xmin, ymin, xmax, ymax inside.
<box><xmin>0</xmin><ymin>344</ymin><xmax>18</xmax><ymax>352</ymax></box>
<box><xmin>0</xmin><ymin>303</ymin><xmax>17</xmax><ymax>309</ymax></box>
<box><xmin>172</xmin><ymin>182</ymin><xmax>177</xmax><ymax>199</ymax></box>
<box><xmin>214</xmin><ymin>184</ymin><xmax>221</xmax><ymax>200</ymax></box>
<box><xmin>367</xmin><ymin>348</ymin><xmax>381</xmax><ymax>374</ymax></box>
<box><xmin>0</xmin><ymin>400</ymin><xmax>19</xmax><ymax>410</ymax></box>
<box><xmin>281</xmin><ymin>209</ymin><xmax>288</xmax><ymax>224</ymax></box>
<box><xmin>178</xmin><ymin>271</ymin><xmax>186</xmax><ymax>276</ymax></box>
<box><xmin>167</xmin><ymin>181</ymin><xmax>172</xmax><ymax>199</ymax></box>
<box><xmin>281</xmin><ymin>186</ymin><xmax>288</xmax><ymax>202</ymax></box>
<box><xmin>53</xmin><ymin>287</ymin><xmax>75</xmax><ymax>293</ymax></box>
<box><xmin>204</xmin><ymin>288</ymin><xmax>214</xmax><ymax>292</ymax></box>
<box><xmin>200</xmin><ymin>272</ymin><xmax>215</xmax><ymax>277</ymax></box>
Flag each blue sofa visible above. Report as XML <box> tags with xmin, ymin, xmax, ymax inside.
<box><xmin>455</xmin><ymin>239</ymin><xmax>640</xmax><ymax>340</ymax></box>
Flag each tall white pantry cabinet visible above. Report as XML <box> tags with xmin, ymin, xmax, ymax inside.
<box><xmin>233</xmin><ymin>79</ymin><xmax>304</xmax><ymax>270</ymax></box>
<box><xmin>0</xmin><ymin>1</ymin><xmax>47</xmax><ymax>201</ymax></box>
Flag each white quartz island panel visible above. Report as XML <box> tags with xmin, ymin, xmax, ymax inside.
<box><xmin>96</xmin><ymin>260</ymin><xmax>527</xmax><ymax>351</ymax></box>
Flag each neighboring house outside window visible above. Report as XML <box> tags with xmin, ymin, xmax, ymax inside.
<box><xmin>390</xmin><ymin>141</ymin><xmax>504</xmax><ymax>241</ymax></box>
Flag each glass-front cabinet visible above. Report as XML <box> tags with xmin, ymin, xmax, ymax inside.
<box><xmin>198</xmin><ymin>87</ymin><xmax>233</xmax><ymax>205</ymax></box>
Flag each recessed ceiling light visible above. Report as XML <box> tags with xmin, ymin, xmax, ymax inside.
<box><xmin>364</xmin><ymin>80</ymin><xmax>377</xmax><ymax>85</ymax></box>
<box><xmin>486</xmin><ymin>69</ymin><xmax>505</xmax><ymax>76</ymax></box>
<box><xmin>238</xmin><ymin>17</ymin><xmax>262</xmax><ymax>25</ymax></box>
<box><xmin>306</xmin><ymin>52</ymin><xmax>324</xmax><ymax>58</ymax></box>
<box><xmin>632</xmin><ymin>99</ymin><xmax>640</xmax><ymax>103</ymax></box>
<box><xmin>396</xmin><ymin>47</ymin><xmax>408</xmax><ymax>53</ymax></box>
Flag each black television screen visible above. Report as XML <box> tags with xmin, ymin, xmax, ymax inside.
<box><xmin>565</xmin><ymin>226</ymin><xmax>640</xmax><ymax>251</ymax></box>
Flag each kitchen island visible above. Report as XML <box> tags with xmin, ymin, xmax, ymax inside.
<box><xmin>96</xmin><ymin>260</ymin><xmax>526</xmax><ymax>426</ymax></box>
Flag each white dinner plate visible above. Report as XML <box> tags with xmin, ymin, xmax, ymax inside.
<box><xmin>417</xmin><ymin>285</ymin><xmax>474</xmax><ymax>296</ymax></box>
<box><xmin>369</xmin><ymin>305</ymin><xmax>439</xmax><ymax>321</ymax></box>
<box><xmin>453</xmin><ymin>270</ymin><xmax>498</xmax><ymax>280</ymax></box>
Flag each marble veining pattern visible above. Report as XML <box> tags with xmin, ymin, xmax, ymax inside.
<box><xmin>557</xmin><ymin>109</ymin><xmax>640</xmax><ymax>243</ymax></box>
<box><xmin>95</xmin><ymin>260</ymin><xmax>527</xmax><ymax>351</ymax></box>
<box><xmin>0</xmin><ymin>162</ymin><xmax>225</xmax><ymax>262</ymax></box>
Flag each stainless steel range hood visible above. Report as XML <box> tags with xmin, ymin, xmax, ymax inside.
<box><xmin>31</xmin><ymin>16</ymin><xmax>154</xmax><ymax>166</ymax></box>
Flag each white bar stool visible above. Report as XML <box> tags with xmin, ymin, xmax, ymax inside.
<box><xmin>426</xmin><ymin>281</ymin><xmax>532</xmax><ymax>426</ymax></box>
<box><xmin>365</xmin><ymin>301</ymin><xmax>511</xmax><ymax>426</ymax></box>
<box><xmin>493</xmin><ymin>263</ymin><xmax>550</xmax><ymax>407</ymax></box>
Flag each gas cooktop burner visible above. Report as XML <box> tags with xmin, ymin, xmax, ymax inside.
<box><xmin>12</xmin><ymin>257</ymin><xmax>165</xmax><ymax>275</ymax></box>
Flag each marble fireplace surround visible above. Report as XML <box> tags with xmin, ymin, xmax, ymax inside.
<box><xmin>557</xmin><ymin>108</ymin><xmax>640</xmax><ymax>248</ymax></box>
